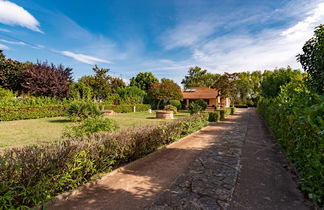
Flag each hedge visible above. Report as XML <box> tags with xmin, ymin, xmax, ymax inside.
<box><xmin>217</xmin><ymin>108</ymin><xmax>232</xmax><ymax>120</ymax></box>
<box><xmin>258</xmin><ymin>97</ymin><xmax>324</xmax><ymax>205</ymax></box>
<box><xmin>103</xmin><ymin>104</ymin><xmax>151</xmax><ymax>113</ymax></box>
<box><xmin>0</xmin><ymin>114</ymin><xmax>208</xmax><ymax>208</ymax></box>
<box><xmin>0</xmin><ymin>105</ymin><xmax>68</xmax><ymax>121</ymax></box>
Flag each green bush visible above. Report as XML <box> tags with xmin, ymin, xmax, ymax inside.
<box><xmin>218</xmin><ymin>108</ymin><xmax>231</xmax><ymax>120</ymax></box>
<box><xmin>67</xmin><ymin>102</ymin><xmax>101</xmax><ymax>121</ymax></box>
<box><xmin>103</xmin><ymin>104</ymin><xmax>151</xmax><ymax>113</ymax></box>
<box><xmin>0</xmin><ymin>105</ymin><xmax>68</xmax><ymax>121</ymax></box>
<box><xmin>208</xmin><ymin>112</ymin><xmax>220</xmax><ymax>122</ymax></box>
<box><xmin>169</xmin><ymin>100</ymin><xmax>182</xmax><ymax>110</ymax></box>
<box><xmin>257</xmin><ymin>79</ymin><xmax>324</xmax><ymax>205</ymax></box>
<box><xmin>164</xmin><ymin>105</ymin><xmax>177</xmax><ymax>114</ymax></box>
<box><xmin>230</xmin><ymin>107</ymin><xmax>236</xmax><ymax>115</ymax></box>
<box><xmin>195</xmin><ymin>99</ymin><xmax>208</xmax><ymax>110</ymax></box>
<box><xmin>188</xmin><ymin>100</ymin><xmax>208</xmax><ymax>114</ymax></box>
<box><xmin>0</xmin><ymin>87</ymin><xmax>15</xmax><ymax>100</ymax></box>
<box><xmin>63</xmin><ymin>117</ymin><xmax>119</xmax><ymax>138</ymax></box>
<box><xmin>0</xmin><ymin>114</ymin><xmax>208</xmax><ymax>208</ymax></box>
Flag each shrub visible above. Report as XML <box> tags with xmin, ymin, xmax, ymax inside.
<box><xmin>103</xmin><ymin>104</ymin><xmax>151</xmax><ymax>113</ymax></box>
<box><xmin>188</xmin><ymin>102</ymin><xmax>202</xmax><ymax>114</ymax></box>
<box><xmin>230</xmin><ymin>107</ymin><xmax>236</xmax><ymax>115</ymax></box>
<box><xmin>257</xmin><ymin>79</ymin><xmax>324</xmax><ymax>205</ymax></box>
<box><xmin>164</xmin><ymin>105</ymin><xmax>177</xmax><ymax>114</ymax></box>
<box><xmin>169</xmin><ymin>100</ymin><xmax>182</xmax><ymax>110</ymax></box>
<box><xmin>218</xmin><ymin>108</ymin><xmax>231</xmax><ymax>120</ymax></box>
<box><xmin>208</xmin><ymin>112</ymin><xmax>220</xmax><ymax>122</ymax></box>
<box><xmin>67</xmin><ymin>102</ymin><xmax>101</xmax><ymax>121</ymax></box>
<box><xmin>195</xmin><ymin>99</ymin><xmax>208</xmax><ymax>110</ymax></box>
<box><xmin>0</xmin><ymin>87</ymin><xmax>15</xmax><ymax>100</ymax></box>
<box><xmin>0</xmin><ymin>114</ymin><xmax>208</xmax><ymax>208</ymax></box>
<box><xmin>63</xmin><ymin>117</ymin><xmax>119</xmax><ymax>138</ymax></box>
<box><xmin>0</xmin><ymin>105</ymin><xmax>68</xmax><ymax>121</ymax></box>
<box><xmin>235</xmin><ymin>104</ymin><xmax>248</xmax><ymax>108</ymax></box>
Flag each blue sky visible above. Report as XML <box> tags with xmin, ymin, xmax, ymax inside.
<box><xmin>0</xmin><ymin>0</ymin><xmax>323</xmax><ymax>84</ymax></box>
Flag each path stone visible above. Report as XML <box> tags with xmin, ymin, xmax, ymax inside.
<box><xmin>146</xmin><ymin>110</ymin><xmax>248</xmax><ymax>210</ymax></box>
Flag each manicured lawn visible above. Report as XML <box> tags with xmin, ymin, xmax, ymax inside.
<box><xmin>0</xmin><ymin>111</ymin><xmax>190</xmax><ymax>149</ymax></box>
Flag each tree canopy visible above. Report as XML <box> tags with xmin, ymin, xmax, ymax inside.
<box><xmin>130</xmin><ymin>72</ymin><xmax>159</xmax><ymax>91</ymax></box>
<box><xmin>182</xmin><ymin>66</ymin><xmax>220</xmax><ymax>88</ymax></box>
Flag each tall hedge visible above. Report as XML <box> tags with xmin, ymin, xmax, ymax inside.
<box><xmin>0</xmin><ymin>105</ymin><xmax>68</xmax><ymax>121</ymax></box>
<box><xmin>257</xmin><ymin>80</ymin><xmax>324</xmax><ymax>205</ymax></box>
<box><xmin>0</xmin><ymin>114</ymin><xmax>208</xmax><ymax>208</ymax></box>
<box><xmin>103</xmin><ymin>104</ymin><xmax>151</xmax><ymax>113</ymax></box>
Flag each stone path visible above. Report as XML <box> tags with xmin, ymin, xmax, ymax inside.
<box><xmin>49</xmin><ymin>109</ymin><xmax>312</xmax><ymax>210</ymax></box>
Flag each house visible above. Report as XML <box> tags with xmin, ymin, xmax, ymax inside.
<box><xmin>182</xmin><ymin>87</ymin><xmax>231</xmax><ymax>110</ymax></box>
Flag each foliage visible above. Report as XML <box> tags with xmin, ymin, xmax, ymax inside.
<box><xmin>218</xmin><ymin>108</ymin><xmax>231</xmax><ymax>120</ymax></box>
<box><xmin>0</xmin><ymin>50</ymin><xmax>25</xmax><ymax>92</ymax></box>
<box><xmin>297</xmin><ymin>24</ymin><xmax>324</xmax><ymax>95</ymax></box>
<box><xmin>258</xmin><ymin>78</ymin><xmax>324</xmax><ymax>205</ymax></box>
<box><xmin>79</xmin><ymin>65</ymin><xmax>111</xmax><ymax>101</ymax></box>
<box><xmin>164</xmin><ymin>105</ymin><xmax>177</xmax><ymax>114</ymax></box>
<box><xmin>117</xmin><ymin>86</ymin><xmax>146</xmax><ymax>104</ymax></box>
<box><xmin>63</xmin><ymin>117</ymin><xmax>119</xmax><ymax>138</ymax></box>
<box><xmin>103</xmin><ymin>104</ymin><xmax>151</xmax><ymax>113</ymax></box>
<box><xmin>0</xmin><ymin>114</ymin><xmax>208</xmax><ymax>208</ymax></box>
<box><xmin>110</xmin><ymin>77</ymin><xmax>126</xmax><ymax>93</ymax></box>
<box><xmin>235</xmin><ymin>104</ymin><xmax>248</xmax><ymax>108</ymax></box>
<box><xmin>70</xmin><ymin>82</ymin><xmax>93</xmax><ymax>101</ymax></box>
<box><xmin>169</xmin><ymin>100</ymin><xmax>182</xmax><ymax>110</ymax></box>
<box><xmin>260</xmin><ymin>67</ymin><xmax>302</xmax><ymax>98</ymax></box>
<box><xmin>195</xmin><ymin>99</ymin><xmax>208</xmax><ymax>110</ymax></box>
<box><xmin>0</xmin><ymin>95</ymin><xmax>71</xmax><ymax>107</ymax></box>
<box><xmin>181</xmin><ymin>66</ymin><xmax>220</xmax><ymax>88</ymax></box>
<box><xmin>230</xmin><ymin>107</ymin><xmax>236</xmax><ymax>115</ymax></box>
<box><xmin>0</xmin><ymin>105</ymin><xmax>68</xmax><ymax>121</ymax></box>
<box><xmin>21</xmin><ymin>62</ymin><xmax>73</xmax><ymax>98</ymax></box>
<box><xmin>208</xmin><ymin>112</ymin><xmax>220</xmax><ymax>122</ymax></box>
<box><xmin>0</xmin><ymin>87</ymin><xmax>15</xmax><ymax>100</ymax></box>
<box><xmin>188</xmin><ymin>100</ymin><xmax>206</xmax><ymax>114</ymax></box>
<box><xmin>148</xmin><ymin>79</ymin><xmax>183</xmax><ymax>109</ymax></box>
<box><xmin>129</xmin><ymin>72</ymin><xmax>159</xmax><ymax>91</ymax></box>
<box><xmin>67</xmin><ymin>102</ymin><xmax>101</xmax><ymax>121</ymax></box>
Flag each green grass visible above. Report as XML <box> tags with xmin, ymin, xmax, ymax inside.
<box><xmin>0</xmin><ymin>111</ymin><xmax>190</xmax><ymax>149</ymax></box>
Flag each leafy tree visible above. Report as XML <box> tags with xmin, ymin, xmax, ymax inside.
<box><xmin>21</xmin><ymin>62</ymin><xmax>73</xmax><ymax>98</ymax></box>
<box><xmin>0</xmin><ymin>50</ymin><xmax>26</xmax><ymax>92</ymax></box>
<box><xmin>148</xmin><ymin>79</ymin><xmax>183</xmax><ymax>109</ymax></box>
<box><xmin>130</xmin><ymin>72</ymin><xmax>158</xmax><ymax>91</ymax></box>
<box><xmin>212</xmin><ymin>73</ymin><xmax>239</xmax><ymax>103</ymax></box>
<box><xmin>117</xmin><ymin>86</ymin><xmax>146</xmax><ymax>104</ymax></box>
<box><xmin>110</xmin><ymin>77</ymin><xmax>125</xmax><ymax>93</ymax></box>
<box><xmin>297</xmin><ymin>24</ymin><xmax>324</xmax><ymax>94</ymax></box>
<box><xmin>260</xmin><ymin>67</ymin><xmax>302</xmax><ymax>98</ymax></box>
<box><xmin>70</xmin><ymin>82</ymin><xmax>93</xmax><ymax>101</ymax></box>
<box><xmin>182</xmin><ymin>66</ymin><xmax>220</xmax><ymax>88</ymax></box>
<box><xmin>79</xmin><ymin>65</ymin><xmax>111</xmax><ymax>101</ymax></box>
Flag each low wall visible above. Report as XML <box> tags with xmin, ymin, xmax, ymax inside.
<box><xmin>156</xmin><ymin>110</ymin><xmax>174</xmax><ymax>119</ymax></box>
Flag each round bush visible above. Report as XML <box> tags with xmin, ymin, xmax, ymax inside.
<box><xmin>195</xmin><ymin>100</ymin><xmax>208</xmax><ymax>110</ymax></box>
<box><xmin>67</xmin><ymin>102</ymin><xmax>101</xmax><ymax>121</ymax></box>
<box><xmin>169</xmin><ymin>100</ymin><xmax>182</xmax><ymax>110</ymax></box>
<box><xmin>208</xmin><ymin>112</ymin><xmax>219</xmax><ymax>122</ymax></box>
<box><xmin>164</xmin><ymin>104</ymin><xmax>177</xmax><ymax>114</ymax></box>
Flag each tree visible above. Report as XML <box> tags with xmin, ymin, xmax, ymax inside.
<box><xmin>70</xmin><ymin>82</ymin><xmax>93</xmax><ymax>101</ymax></box>
<box><xmin>260</xmin><ymin>67</ymin><xmax>302</xmax><ymax>98</ymax></box>
<box><xmin>181</xmin><ymin>66</ymin><xmax>220</xmax><ymax>88</ymax></box>
<box><xmin>110</xmin><ymin>77</ymin><xmax>126</xmax><ymax>93</ymax></box>
<box><xmin>130</xmin><ymin>72</ymin><xmax>158</xmax><ymax>91</ymax></box>
<box><xmin>148</xmin><ymin>79</ymin><xmax>183</xmax><ymax>109</ymax></box>
<box><xmin>0</xmin><ymin>50</ymin><xmax>26</xmax><ymax>92</ymax></box>
<box><xmin>212</xmin><ymin>73</ymin><xmax>239</xmax><ymax>103</ymax></box>
<box><xmin>79</xmin><ymin>65</ymin><xmax>111</xmax><ymax>101</ymax></box>
<box><xmin>297</xmin><ymin>24</ymin><xmax>324</xmax><ymax>95</ymax></box>
<box><xmin>117</xmin><ymin>86</ymin><xmax>146</xmax><ymax>104</ymax></box>
<box><xmin>21</xmin><ymin>62</ymin><xmax>73</xmax><ymax>98</ymax></box>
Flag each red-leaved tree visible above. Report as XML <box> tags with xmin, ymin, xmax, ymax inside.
<box><xmin>21</xmin><ymin>62</ymin><xmax>73</xmax><ymax>98</ymax></box>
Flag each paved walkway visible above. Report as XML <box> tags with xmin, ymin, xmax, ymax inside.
<box><xmin>49</xmin><ymin>109</ymin><xmax>312</xmax><ymax>210</ymax></box>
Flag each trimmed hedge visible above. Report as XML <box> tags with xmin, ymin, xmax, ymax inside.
<box><xmin>218</xmin><ymin>108</ymin><xmax>232</xmax><ymax>120</ymax></box>
<box><xmin>0</xmin><ymin>114</ymin><xmax>208</xmax><ymax>208</ymax></box>
<box><xmin>103</xmin><ymin>104</ymin><xmax>151</xmax><ymax>113</ymax></box>
<box><xmin>208</xmin><ymin>112</ymin><xmax>220</xmax><ymax>122</ymax></box>
<box><xmin>0</xmin><ymin>105</ymin><xmax>68</xmax><ymax>121</ymax></box>
<box><xmin>235</xmin><ymin>104</ymin><xmax>248</xmax><ymax>108</ymax></box>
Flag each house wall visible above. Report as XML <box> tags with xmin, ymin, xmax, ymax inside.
<box><xmin>209</xmin><ymin>98</ymin><xmax>217</xmax><ymax>106</ymax></box>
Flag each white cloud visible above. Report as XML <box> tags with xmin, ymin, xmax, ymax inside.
<box><xmin>61</xmin><ymin>51</ymin><xmax>111</xmax><ymax>65</ymax></box>
<box><xmin>0</xmin><ymin>43</ymin><xmax>8</xmax><ymax>49</ymax></box>
<box><xmin>0</xmin><ymin>28</ymin><xmax>10</xmax><ymax>32</ymax></box>
<box><xmin>0</xmin><ymin>39</ymin><xmax>27</xmax><ymax>46</ymax></box>
<box><xmin>188</xmin><ymin>1</ymin><xmax>324</xmax><ymax>73</ymax></box>
<box><xmin>0</xmin><ymin>0</ymin><xmax>42</xmax><ymax>33</ymax></box>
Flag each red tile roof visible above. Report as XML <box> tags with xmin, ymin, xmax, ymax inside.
<box><xmin>182</xmin><ymin>87</ymin><xmax>218</xmax><ymax>99</ymax></box>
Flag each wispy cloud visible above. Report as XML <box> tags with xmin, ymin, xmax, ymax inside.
<box><xmin>61</xmin><ymin>51</ymin><xmax>111</xmax><ymax>65</ymax></box>
<box><xmin>0</xmin><ymin>0</ymin><xmax>43</xmax><ymax>33</ymax></box>
<box><xmin>0</xmin><ymin>39</ymin><xmax>27</xmax><ymax>46</ymax></box>
<box><xmin>0</xmin><ymin>28</ymin><xmax>11</xmax><ymax>32</ymax></box>
<box><xmin>0</xmin><ymin>43</ymin><xmax>8</xmax><ymax>50</ymax></box>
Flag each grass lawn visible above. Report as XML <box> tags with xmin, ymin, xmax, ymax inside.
<box><xmin>0</xmin><ymin>111</ymin><xmax>190</xmax><ymax>150</ymax></box>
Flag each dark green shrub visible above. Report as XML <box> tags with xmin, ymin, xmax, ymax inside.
<box><xmin>63</xmin><ymin>117</ymin><xmax>119</xmax><ymax>138</ymax></box>
<box><xmin>0</xmin><ymin>105</ymin><xmax>68</xmax><ymax>121</ymax></box>
<box><xmin>169</xmin><ymin>100</ymin><xmax>182</xmax><ymax>110</ymax></box>
<box><xmin>67</xmin><ymin>102</ymin><xmax>101</xmax><ymax>121</ymax></box>
<box><xmin>164</xmin><ymin>105</ymin><xmax>177</xmax><ymax>114</ymax></box>
<box><xmin>230</xmin><ymin>107</ymin><xmax>236</xmax><ymax>115</ymax></box>
<box><xmin>103</xmin><ymin>104</ymin><xmax>151</xmax><ymax>113</ymax></box>
<box><xmin>195</xmin><ymin>99</ymin><xmax>208</xmax><ymax>110</ymax></box>
<box><xmin>219</xmin><ymin>109</ymin><xmax>225</xmax><ymax>120</ymax></box>
<box><xmin>188</xmin><ymin>102</ymin><xmax>202</xmax><ymax>114</ymax></box>
<box><xmin>0</xmin><ymin>114</ymin><xmax>208</xmax><ymax>208</ymax></box>
<box><xmin>208</xmin><ymin>112</ymin><xmax>219</xmax><ymax>122</ymax></box>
